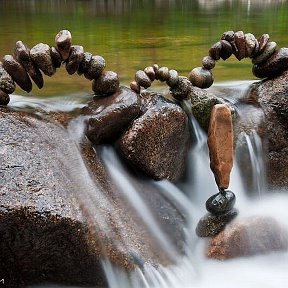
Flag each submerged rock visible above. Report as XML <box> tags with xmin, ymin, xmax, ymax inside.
<box><xmin>207</xmin><ymin>216</ymin><xmax>288</xmax><ymax>260</ymax></box>
<box><xmin>118</xmin><ymin>93</ymin><xmax>191</xmax><ymax>181</ymax></box>
<box><xmin>84</xmin><ymin>86</ymin><xmax>141</xmax><ymax>144</ymax></box>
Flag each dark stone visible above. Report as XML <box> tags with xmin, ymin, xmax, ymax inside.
<box><xmin>66</xmin><ymin>45</ymin><xmax>84</xmax><ymax>75</ymax></box>
<box><xmin>258</xmin><ymin>33</ymin><xmax>270</xmax><ymax>55</ymax></box>
<box><xmin>30</xmin><ymin>43</ymin><xmax>56</xmax><ymax>76</ymax></box>
<box><xmin>55</xmin><ymin>29</ymin><xmax>72</xmax><ymax>61</ymax></box>
<box><xmin>252</xmin><ymin>48</ymin><xmax>288</xmax><ymax>79</ymax></box>
<box><xmin>188</xmin><ymin>67</ymin><xmax>214</xmax><ymax>89</ymax></box>
<box><xmin>234</xmin><ymin>31</ymin><xmax>246</xmax><ymax>61</ymax></box>
<box><xmin>220</xmin><ymin>40</ymin><xmax>232</xmax><ymax>60</ymax></box>
<box><xmin>0</xmin><ymin>89</ymin><xmax>10</xmax><ymax>105</ymax></box>
<box><xmin>0</xmin><ymin>62</ymin><xmax>16</xmax><ymax>94</ymax></box>
<box><xmin>206</xmin><ymin>190</ymin><xmax>236</xmax><ymax>215</ymax></box>
<box><xmin>158</xmin><ymin>66</ymin><xmax>169</xmax><ymax>82</ymax></box>
<box><xmin>118</xmin><ymin>94</ymin><xmax>191</xmax><ymax>181</ymax></box>
<box><xmin>78</xmin><ymin>52</ymin><xmax>92</xmax><ymax>75</ymax></box>
<box><xmin>84</xmin><ymin>55</ymin><xmax>106</xmax><ymax>80</ymax></box>
<box><xmin>170</xmin><ymin>76</ymin><xmax>192</xmax><ymax>100</ymax></box>
<box><xmin>244</xmin><ymin>33</ymin><xmax>257</xmax><ymax>58</ymax></box>
<box><xmin>252</xmin><ymin>41</ymin><xmax>277</xmax><ymax>65</ymax></box>
<box><xmin>207</xmin><ymin>216</ymin><xmax>288</xmax><ymax>260</ymax></box>
<box><xmin>196</xmin><ymin>209</ymin><xmax>238</xmax><ymax>237</ymax></box>
<box><xmin>130</xmin><ymin>80</ymin><xmax>140</xmax><ymax>93</ymax></box>
<box><xmin>221</xmin><ymin>31</ymin><xmax>235</xmax><ymax>42</ymax></box>
<box><xmin>2</xmin><ymin>55</ymin><xmax>32</xmax><ymax>92</ymax></box>
<box><xmin>153</xmin><ymin>63</ymin><xmax>159</xmax><ymax>79</ymax></box>
<box><xmin>166</xmin><ymin>69</ymin><xmax>179</xmax><ymax>87</ymax></box>
<box><xmin>144</xmin><ymin>66</ymin><xmax>155</xmax><ymax>81</ymax></box>
<box><xmin>50</xmin><ymin>46</ymin><xmax>62</xmax><ymax>68</ymax></box>
<box><xmin>202</xmin><ymin>56</ymin><xmax>216</xmax><ymax>70</ymax></box>
<box><xmin>92</xmin><ymin>71</ymin><xmax>120</xmax><ymax>96</ymax></box>
<box><xmin>14</xmin><ymin>41</ymin><xmax>44</xmax><ymax>89</ymax></box>
<box><xmin>84</xmin><ymin>86</ymin><xmax>141</xmax><ymax>144</ymax></box>
<box><xmin>135</xmin><ymin>70</ymin><xmax>151</xmax><ymax>89</ymax></box>
<box><xmin>209</xmin><ymin>41</ymin><xmax>222</xmax><ymax>61</ymax></box>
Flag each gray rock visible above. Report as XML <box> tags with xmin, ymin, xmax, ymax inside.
<box><xmin>92</xmin><ymin>70</ymin><xmax>120</xmax><ymax>96</ymax></box>
<box><xmin>84</xmin><ymin>55</ymin><xmax>106</xmax><ymax>80</ymax></box>
<box><xmin>66</xmin><ymin>45</ymin><xmax>84</xmax><ymax>75</ymax></box>
<box><xmin>202</xmin><ymin>56</ymin><xmax>216</xmax><ymax>70</ymax></box>
<box><xmin>118</xmin><ymin>94</ymin><xmax>191</xmax><ymax>181</ymax></box>
<box><xmin>135</xmin><ymin>70</ymin><xmax>152</xmax><ymax>89</ymax></box>
<box><xmin>170</xmin><ymin>76</ymin><xmax>192</xmax><ymax>100</ymax></box>
<box><xmin>234</xmin><ymin>31</ymin><xmax>246</xmax><ymax>60</ymax></box>
<box><xmin>0</xmin><ymin>62</ymin><xmax>16</xmax><ymax>94</ymax></box>
<box><xmin>50</xmin><ymin>46</ymin><xmax>62</xmax><ymax>68</ymax></box>
<box><xmin>78</xmin><ymin>52</ymin><xmax>92</xmax><ymax>75</ymax></box>
<box><xmin>188</xmin><ymin>67</ymin><xmax>214</xmax><ymax>89</ymax></box>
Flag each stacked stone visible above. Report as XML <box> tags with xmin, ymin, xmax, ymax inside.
<box><xmin>0</xmin><ymin>30</ymin><xmax>120</xmax><ymax>106</ymax></box>
<box><xmin>130</xmin><ymin>64</ymin><xmax>193</xmax><ymax>101</ymax></box>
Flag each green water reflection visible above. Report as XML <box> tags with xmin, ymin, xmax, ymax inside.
<box><xmin>0</xmin><ymin>0</ymin><xmax>287</xmax><ymax>96</ymax></box>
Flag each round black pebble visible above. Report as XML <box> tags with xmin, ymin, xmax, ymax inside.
<box><xmin>206</xmin><ymin>190</ymin><xmax>236</xmax><ymax>215</ymax></box>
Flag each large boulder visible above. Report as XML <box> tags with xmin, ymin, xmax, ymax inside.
<box><xmin>248</xmin><ymin>71</ymin><xmax>288</xmax><ymax>188</ymax></box>
<box><xmin>207</xmin><ymin>216</ymin><xmax>288</xmax><ymax>260</ymax></box>
<box><xmin>0</xmin><ymin>107</ymin><xmax>186</xmax><ymax>286</ymax></box>
<box><xmin>118</xmin><ymin>93</ymin><xmax>191</xmax><ymax>181</ymax></box>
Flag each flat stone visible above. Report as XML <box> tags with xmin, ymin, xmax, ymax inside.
<box><xmin>50</xmin><ymin>46</ymin><xmax>62</xmax><ymax>68</ymax></box>
<box><xmin>92</xmin><ymin>71</ymin><xmax>120</xmax><ymax>96</ymax></box>
<box><xmin>252</xmin><ymin>47</ymin><xmax>288</xmax><ymax>79</ymax></box>
<box><xmin>84</xmin><ymin>86</ymin><xmax>141</xmax><ymax>144</ymax></box>
<box><xmin>220</xmin><ymin>40</ymin><xmax>232</xmax><ymax>60</ymax></box>
<box><xmin>118</xmin><ymin>94</ymin><xmax>191</xmax><ymax>181</ymax></box>
<box><xmin>30</xmin><ymin>43</ymin><xmax>56</xmax><ymax>76</ymax></box>
<box><xmin>66</xmin><ymin>45</ymin><xmax>84</xmax><ymax>75</ymax></box>
<box><xmin>252</xmin><ymin>41</ymin><xmax>277</xmax><ymax>65</ymax></box>
<box><xmin>196</xmin><ymin>209</ymin><xmax>238</xmax><ymax>237</ymax></box>
<box><xmin>234</xmin><ymin>31</ymin><xmax>246</xmax><ymax>60</ymax></box>
<box><xmin>78</xmin><ymin>52</ymin><xmax>92</xmax><ymax>75</ymax></box>
<box><xmin>135</xmin><ymin>70</ymin><xmax>151</xmax><ymax>89</ymax></box>
<box><xmin>207</xmin><ymin>216</ymin><xmax>288</xmax><ymax>260</ymax></box>
<box><xmin>170</xmin><ymin>76</ymin><xmax>192</xmax><ymax>100</ymax></box>
<box><xmin>2</xmin><ymin>55</ymin><xmax>32</xmax><ymax>92</ymax></box>
<box><xmin>202</xmin><ymin>56</ymin><xmax>216</xmax><ymax>70</ymax></box>
<box><xmin>209</xmin><ymin>41</ymin><xmax>222</xmax><ymax>60</ymax></box>
<box><xmin>0</xmin><ymin>62</ymin><xmax>16</xmax><ymax>94</ymax></box>
<box><xmin>55</xmin><ymin>30</ymin><xmax>72</xmax><ymax>61</ymax></box>
<box><xmin>14</xmin><ymin>41</ymin><xmax>44</xmax><ymax>89</ymax></box>
<box><xmin>188</xmin><ymin>67</ymin><xmax>214</xmax><ymax>89</ymax></box>
<box><xmin>0</xmin><ymin>89</ymin><xmax>10</xmax><ymax>105</ymax></box>
<box><xmin>84</xmin><ymin>55</ymin><xmax>106</xmax><ymax>80</ymax></box>
<box><xmin>207</xmin><ymin>104</ymin><xmax>234</xmax><ymax>189</ymax></box>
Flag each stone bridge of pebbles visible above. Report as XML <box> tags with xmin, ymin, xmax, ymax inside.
<box><xmin>0</xmin><ymin>30</ymin><xmax>287</xmax><ymax>106</ymax></box>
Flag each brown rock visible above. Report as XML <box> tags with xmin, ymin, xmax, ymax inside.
<box><xmin>92</xmin><ymin>71</ymin><xmax>120</xmax><ymax>96</ymax></box>
<box><xmin>258</xmin><ymin>33</ymin><xmax>270</xmax><ymax>55</ymax></box>
<box><xmin>118</xmin><ymin>94</ymin><xmax>191</xmax><ymax>181</ymax></box>
<box><xmin>209</xmin><ymin>41</ymin><xmax>222</xmax><ymax>61</ymax></box>
<box><xmin>234</xmin><ymin>31</ymin><xmax>246</xmax><ymax>60</ymax></box>
<box><xmin>30</xmin><ymin>43</ymin><xmax>56</xmax><ymax>76</ymax></box>
<box><xmin>0</xmin><ymin>62</ymin><xmax>16</xmax><ymax>94</ymax></box>
<box><xmin>0</xmin><ymin>89</ymin><xmax>10</xmax><ymax>105</ymax></box>
<box><xmin>135</xmin><ymin>70</ymin><xmax>152</xmax><ymax>89</ymax></box>
<box><xmin>207</xmin><ymin>216</ymin><xmax>288</xmax><ymax>260</ymax></box>
<box><xmin>84</xmin><ymin>86</ymin><xmax>141</xmax><ymax>144</ymax></box>
<box><xmin>66</xmin><ymin>45</ymin><xmax>84</xmax><ymax>75</ymax></box>
<box><xmin>14</xmin><ymin>41</ymin><xmax>44</xmax><ymax>89</ymax></box>
<box><xmin>55</xmin><ymin>29</ymin><xmax>72</xmax><ymax>61</ymax></box>
<box><xmin>244</xmin><ymin>33</ymin><xmax>257</xmax><ymax>58</ymax></box>
<box><xmin>202</xmin><ymin>56</ymin><xmax>216</xmax><ymax>70</ymax></box>
<box><xmin>220</xmin><ymin>40</ymin><xmax>232</xmax><ymax>60</ymax></box>
<box><xmin>144</xmin><ymin>66</ymin><xmax>156</xmax><ymax>81</ymax></box>
<box><xmin>188</xmin><ymin>67</ymin><xmax>214</xmax><ymax>89</ymax></box>
<box><xmin>84</xmin><ymin>55</ymin><xmax>106</xmax><ymax>80</ymax></box>
<box><xmin>77</xmin><ymin>51</ymin><xmax>92</xmax><ymax>75</ymax></box>
<box><xmin>50</xmin><ymin>46</ymin><xmax>62</xmax><ymax>68</ymax></box>
<box><xmin>252</xmin><ymin>41</ymin><xmax>277</xmax><ymax>65</ymax></box>
<box><xmin>207</xmin><ymin>104</ymin><xmax>234</xmax><ymax>189</ymax></box>
<box><xmin>130</xmin><ymin>80</ymin><xmax>140</xmax><ymax>93</ymax></box>
<box><xmin>2</xmin><ymin>55</ymin><xmax>32</xmax><ymax>92</ymax></box>
<box><xmin>170</xmin><ymin>76</ymin><xmax>192</xmax><ymax>100</ymax></box>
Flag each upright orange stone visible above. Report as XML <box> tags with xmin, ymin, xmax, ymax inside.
<box><xmin>207</xmin><ymin>104</ymin><xmax>233</xmax><ymax>189</ymax></box>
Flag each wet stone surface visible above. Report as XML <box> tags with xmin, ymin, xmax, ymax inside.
<box><xmin>188</xmin><ymin>67</ymin><xmax>214</xmax><ymax>89</ymax></box>
<box><xmin>206</xmin><ymin>190</ymin><xmax>236</xmax><ymax>215</ymax></box>
<box><xmin>84</xmin><ymin>55</ymin><xmax>106</xmax><ymax>80</ymax></box>
<box><xmin>55</xmin><ymin>29</ymin><xmax>72</xmax><ymax>61</ymax></box>
<box><xmin>92</xmin><ymin>71</ymin><xmax>120</xmax><ymax>96</ymax></box>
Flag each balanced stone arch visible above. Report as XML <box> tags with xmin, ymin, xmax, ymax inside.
<box><xmin>0</xmin><ymin>30</ymin><xmax>120</xmax><ymax>105</ymax></box>
<box><xmin>130</xmin><ymin>30</ymin><xmax>288</xmax><ymax>101</ymax></box>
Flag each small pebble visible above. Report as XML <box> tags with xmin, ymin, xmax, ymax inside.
<box><xmin>206</xmin><ymin>190</ymin><xmax>236</xmax><ymax>215</ymax></box>
<box><xmin>220</xmin><ymin>40</ymin><xmax>233</xmax><ymax>60</ymax></box>
<box><xmin>188</xmin><ymin>67</ymin><xmax>214</xmax><ymax>89</ymax></box>
<box><xmin>166</xmin><ymin>69</ymin><xmax>179</xmax><ymax>87</ymax></box>
<box><xmin>202</xmin><ymin>56</ymin><xmax>216</xmax><ymax>70</ymax></box>
<box><xmin>30</xmin><ymin>43</ymin><xmax>56</xmax><ymax>76</ymax></box>
<box><xmin>130</xmin><ymin>80</ymin><xmax>140</xmax><ymax>93</ymax></box>
<box><xmin>2</xmin><ymin>55</ymin><xmax>32</xmax><ymax>92</ymax></box>
<box><xmin>258</xmin><ymin>33</ymin><xmax>270</xmax><ymax>55</ymax></box>
<box><xmin>234</xmin><ymin>31</ymin><xmax>246</xmax><ymax>60</ymax></box>
<box><xmin>84</xmin><ymin>55</ymin><xmax>106</xmax><ymax>80</ymax></box>
<box><xmin>0</xmin><ymin>62</ymin><xmax>16</xmax><ymax>94</ymax></box>
<box><xmin>144</xmin><ymin>66</ymin><xmax>155</xmax><ymax>81</ymax></box>
<box><xmin>50</xmin><ymin>47</ymin><xmax>62</xmax><ymax>68</ymax></box>
<box><xmin>66</xmin><ymin>45</ymin><xmax>84</xmax><ymax>75</ymax></box>
<box><xmin>0</xmin><ymin>89</ymin><xmax>10</xmax><ymax>105</ymax></box>
<box><xmin>14</xmin><ymin>41</ymin><xmax>44</xmax><ymax>89</ymax></box>
<box><xmin>78</xmin><ymin>52</ymin><xmax>92</xmax><ymax>75</ymax></box>
<box><xmin>170</xmin><ymin>76</ymin><xmax>192</xmax><ymax>100</ymax></box>
<box><xmin>244</xmin><ymin>33</ymin><xmax>257</xmax><ymax>58</ymax></box>
<box><xmin>209</xmin><ymin>42</ymin><xmax>222</xmax><ymax>61</ymax></box>
<box><xmin>251</xmin><ymin>39</ymin><xmax>259</xmax><ymax>58</ymax></box>
<box><xmin>221</xmin><ymin>31</ymin><xmax>235</xmax><ymax>42</ymax></box>
<box><xmin>135</xmin><ymin>70</ymin><xmax>151</xmax><ymax>89</ymax></box>
<box><xmin>92</xmin><ymin>71</ymin><xmax>120</xmax><ymax>96</ymax></box>
<box><xmin>55</xmin><ymin>30</ymin><xmax>72</xmax><ymax>61</ymax></box>
<box><xmin>158</xmin><ymin>66</ymin><xmax>169</xmax><ymax>82</ymax></box>
<box><xmin>252</xmin><ymin>41</ymin><xmax>277</xmax><ymax>65</ymax></box>
<box><xmin>153</xmin><ymin>63</ymin><xmax>159</xmax><ymax>79</ymax></box>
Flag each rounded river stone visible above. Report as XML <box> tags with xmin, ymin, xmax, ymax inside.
<box><xmin>66</xmin><ymin>45</ymin><xmax>84</xmax><ymax>75</ymax></box>
<box><xmin>252</xmin><ymin>41</ymin><xmax>277</xmax><ymax>65</ymax></box>
<box><xmin>144</xmin><ymin>66</ymin><xmax>155</xmax><ymax>81</ymax></box>
<box><xmin>202</xmin><ymin>56</ymin><xmax>216</xmax><ymax>70</ymax></box>
<box><xmin>0</xmin><ymin>62</ymin><xmax>16</xmax><ymax>94</ymax></box>
<box><xmin>55</xmin><ymin>30</ymin><xmax>72</xmax><ymax>61</ymax></box>
<box><xmin>170</xmin><ymin>76</ymin><xmax>192</xmax><ymax>100</ymax></box>
<box><xmin>84</xmin><ymin>55</ymin><xmax>106</xmax><ymax>80</ymax></box>
<box><xmin>206</xmin><ymin>190</ymin><xmax>236</xmax><ymax>215</ymax></box>
<box><xmin>135</xmin><ymin>70</ymin><xmax>151</xmax><ymax>89</ymax></box>
<box><xmin>78</xmin><ymin>52</ymin><xmax>92</xmax><ymax>75</ymax></box>
<box><xmin>92</xmin><ymin>71</ymin><xmax>120</xmax><ymax>96</ymax></box>
<box><xmin>209</xmin><ymin>42</ymin><xmax>222</xmax><ymax>61</ymax></box>
<box><xmin>166</xmin><ymin>69</ymin><xmax>179</xmax><ymax>87</ymax></box>
<box><xmin>0</xmin><ymin>89</ymin><xmax>10</xmax><ymax>105</ymax></box>
<box><xmin>188</xmin><ymin>67</ymin><xmax>214</xmax><ymax>89</ymax></box>
<box><xmin>50</xmin><ymin>46</ymin><xmax>62</xmax><ymax>68</ymax></box>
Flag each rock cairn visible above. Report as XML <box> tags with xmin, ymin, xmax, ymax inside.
<box><xmin>0</xmin><ymin>30</ymin><xmax>120</xmax><ymax>105</ymax></box>
<box><xmin>130</xmin><ymin>31</ymin><xmax>288</xmax><ymax>101</ymax></box>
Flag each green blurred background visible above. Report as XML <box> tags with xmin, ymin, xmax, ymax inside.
<box><xmin>0</xmin><ymin>0</ymin><xmax>287</xmax><ymax>96</ymax></box>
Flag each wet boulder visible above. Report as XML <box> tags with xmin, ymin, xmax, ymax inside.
<box><xmin>207</xmin><ymin>216</ymin><xmax>288</xmax><ymax>260</ymax></box>
<box><xmin>118</xmin><ymin>93</ymin><xmax>191</xmax><ymax>181</ymax></box>
<box><xmin>84</xmin><ymin>86</ymin><xmax>141</xmax><ymax>144</ymax></box>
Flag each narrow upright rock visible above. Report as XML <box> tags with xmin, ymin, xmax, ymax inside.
<box><xmin>55</xmin><ymin>30</ymin><xmax>72</xmax><ymax>61</ymax></box>
<box><xmin>207</xmin><ymin>104</ymin><xmax>233</xmax><ymax>189</ymax></box>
